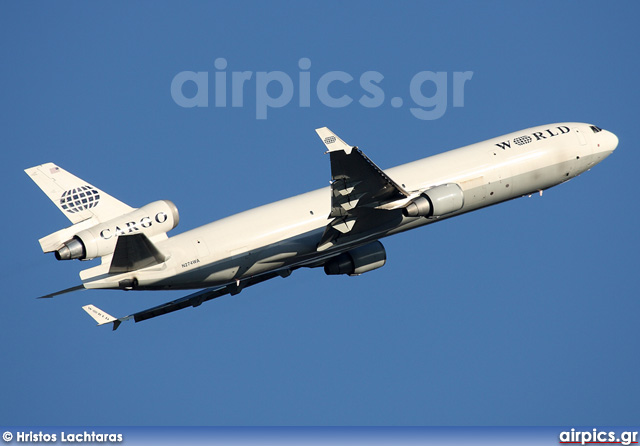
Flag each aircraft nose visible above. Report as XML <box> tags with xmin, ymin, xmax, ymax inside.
<box><xmin>601</xmin><ymin>129</ymin><xmax>619</xmax><ymax>154</ymax></box>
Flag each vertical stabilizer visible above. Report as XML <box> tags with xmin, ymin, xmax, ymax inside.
<box><xmin>25</xmin><ymin>162</ymin><xmax>133</xmax><ymax>224</ymax></box>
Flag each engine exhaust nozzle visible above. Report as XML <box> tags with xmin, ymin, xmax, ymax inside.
<box><xmin>55</xmin><ymin>237</ymin><xmax>86</xmax><ymax>261</ymax></box>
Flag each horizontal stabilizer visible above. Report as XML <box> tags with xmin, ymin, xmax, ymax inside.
<box><xmin>109</xmin><ymin>233</ymin><xmax>166</xmax><ymax>274</ymax></box>
<box><xmin>37</xmin><ymin>284</ymin><xmax>85</xmax><ymax>299</ymax></box>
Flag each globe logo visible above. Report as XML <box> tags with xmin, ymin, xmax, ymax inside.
<box><xmin>514</xmin><ymin>135</ymin><xmax>532</xmax><ymax>146</ymax></box>
<box><xmin>60</xmin><ymin>185</ymin><xmax>101</xmax><ymax>213</ymax></box>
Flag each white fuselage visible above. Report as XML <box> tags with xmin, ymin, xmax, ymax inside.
<box><xmin>82</xmin><ymin>122</ymin><xmax>617</xmax><ymax>291</ymax></box>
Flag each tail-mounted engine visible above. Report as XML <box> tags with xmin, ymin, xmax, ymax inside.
<box><xmin>52</xmin><ymin>200</ymin><xmax>179</xmax><ymax>260</ymax></box>
<box><xmin>402</xmin><ymin>183</ymin><xmax>464</xmax><ymax>218</ymax></box>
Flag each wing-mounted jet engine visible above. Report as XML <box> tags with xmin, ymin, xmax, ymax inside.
<box><xmin>402</xmin><ymin>183</ymin><xmax>464</xmax><ymax>218</ymax></box>
<box><xmin>323</xmin><ymin>241</ymin><xmax>387</xmax><ymax>276</ymax></box>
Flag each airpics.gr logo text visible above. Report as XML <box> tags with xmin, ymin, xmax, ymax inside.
<box><xmin>170</xmin><ymin>57</ymin><xmax>473</xmax><ymax>120</ymax></box>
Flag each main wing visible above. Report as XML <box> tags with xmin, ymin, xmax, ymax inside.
<box><xmin>83</xmin><ymin>288</ymin><xmax>227</xmax><ymax>330</ymax></box>
<box><xmin>315</xmin><ymin>127</ymin><xmax>411</xmax><ymax>251</ymax></box>
<box><xmin>82</xmin><ymin>270</ymin><xmax>287</xmax><ymax>330</ymax></box>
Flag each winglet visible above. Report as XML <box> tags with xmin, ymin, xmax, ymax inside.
<box><xmin>82</xmin><ymin>305</ymin><xmax>122</xmax><ymax>330</ymax></box>
<box><xmin>82</xmin><ymin>304</ymin><xmax>116</xmax><ymax>325</ymax></box>
<box><xmin>315</xmin><ymin>127</ymin><xmax>354</xmax><ymax>155</ymax></box>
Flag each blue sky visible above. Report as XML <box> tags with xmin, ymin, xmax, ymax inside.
<box><xmin>1</xmin><ymin>1</ymin><xmax>638</xmax><ymax>426</ymax></box>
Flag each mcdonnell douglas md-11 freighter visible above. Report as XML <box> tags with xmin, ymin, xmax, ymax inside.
<box><xmin>26</xmin><ymin>123</ymin><xmax>618</xmax><ymax>329</ymax></box>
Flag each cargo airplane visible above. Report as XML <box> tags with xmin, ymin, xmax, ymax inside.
<box><xmin>26</xmin><ymin>123</ymin><xmax>618</xmax><ymax>329</ymax></box>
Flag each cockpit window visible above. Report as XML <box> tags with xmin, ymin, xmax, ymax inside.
<box><xmin>590</xmin><ymin>125</ymin><xmax>602</xmax><ymax>133</ymax></box>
